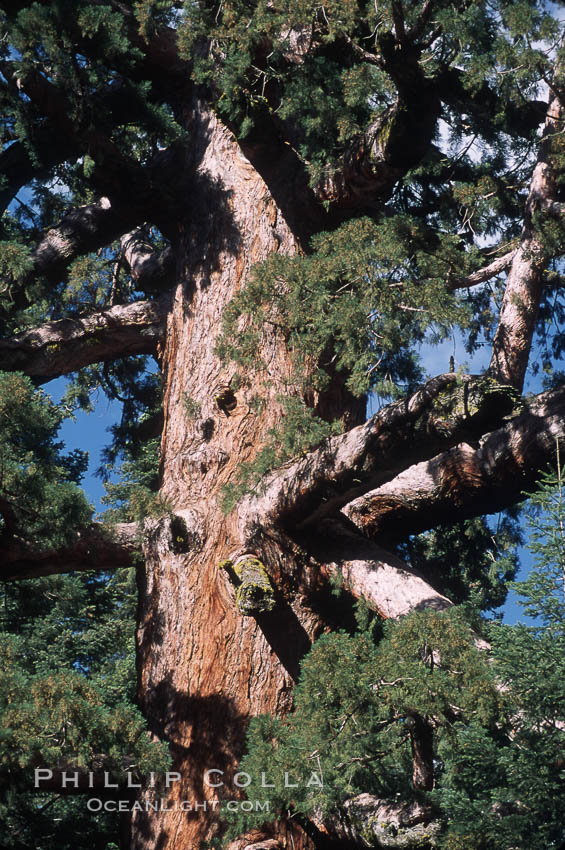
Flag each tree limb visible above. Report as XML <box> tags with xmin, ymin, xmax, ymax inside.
<box><xmin>488</xmin><ymin>89</ymin><xmax>564</xmax><ymax>390</ymax></box>
<box><xmin>310</xmin><ymin>519</ymin><xmax>452</xmax><ymax>619</ymax></box>
<box><xmin>30</xmin><ymin>198</ymin><xmax>143</xmax><ymax>283</ymax></box>
<box><xmin>0</xmin><ymin>294</ymin><xmax>170</xmax><ymax>381</ymax></box>
<box><xmin>4</xmin><ymin>185</ymin><xmax>177</xmax><ymax>315</ymax></box>
<box><xmin>0</xmin><ymin>522</ymin><xmax>139</xmax><ymax>581</ymax></box>
<box><xmin>448</xmin><ymin>248</ymin><xmax>517</xmax><ymax>291</ymax></box>
<box><xmin>406</xmin><ymin>0</ymin><xmax>441</xmax><ymax>44</ymax></box>
<box><xmin>312</xmin><ymin>88</ymin><xmax>439</xmax><ymax>210</ymax></box>
<box><xmin>436</xmin><ymin>65</ymin><xmax>548</xmax><ymax>139</ymax></box>
<box><xmin>342</xmin><ymin>382</ymin><xmax>565</xmax><ymax>542</ymax></box>
<box><xmin>326</xmin><ymin>794</ymin><xmax>440</xmax><ymax>849</ymax></box>
<box><xmin>237</xmin><ymin>374</ymin><xmax>517</xmax><ymax>536</ymax></box>
<box><xmin>387</xmin><ymin>246</ymin><xmax>516</xmax><ymax>296</ymax></box>
<box><xmin>120</xmin><ymin>229</ymin><xmax>175</xmax><ymax>293</ymax></box>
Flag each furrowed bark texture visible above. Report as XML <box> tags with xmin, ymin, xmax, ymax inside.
<box><xmin>132</xmin><ymin>105</ymin><xmax>329</xmax><ymax>850</ymax></box>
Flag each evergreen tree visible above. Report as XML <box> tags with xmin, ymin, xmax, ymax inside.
<box><xmin>1</xmin><ymin>2</ymin><xmax>565</xmax><ymax>849</ymax></box>
<box><xmin>436</xmin><ymin>465</ymin><xmax>565</xmax><ymax>849</ymax></box>
<box><xmin>0</xmin><ymin>375</ymin><xmax>168</xmax><ymax>848</ymax></box>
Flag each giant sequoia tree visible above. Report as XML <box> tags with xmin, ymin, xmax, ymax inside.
<box><xmin>2</xmin><ymin>1</ymin><xmax>565</xmax><ymax>848</ymax></box>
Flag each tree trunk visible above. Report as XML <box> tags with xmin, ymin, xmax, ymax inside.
<box><xmin>132</xmin><ymin>104</ymin><xmax>338</xmax><ymax>850</ymax></box>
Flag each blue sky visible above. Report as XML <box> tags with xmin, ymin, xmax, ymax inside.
<box><xmin>46</xmin><ymin>375</ymin><xmax>122</xmax><ymax>512</ymax></box>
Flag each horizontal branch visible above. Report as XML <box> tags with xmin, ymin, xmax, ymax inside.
<box><xmin>0</xmin><ymin>294</ymin><xmax>170</xmax><ymax>380</ymax></box>
<box><xmin>343</xmin><ymin>382</ymin><xmax>565</xmax><ymax>541</ymax></box>
<box><xmin>1</xmin><ymin>522</ymin><xmax>139</xmax><ymax>581</ymax></box>
<box><xmin>4</xmin><ymin>187</ymin><xmax>178</xmax><ymax>319</ymax></box>
<box><xmin>237</xmin><ymin>374</ymin><xmax>517</xmax><ymax>536</ymax></box>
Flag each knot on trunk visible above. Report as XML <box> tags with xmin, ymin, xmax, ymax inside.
<box><xmin>145</xmin><ymin>511</ymin><xmax>203</xmax><ymax>556</ymax></box>
<box><xmin>221</xmin><ymin>555</ymin><xmax>276</xmax><ymax>616</ymax></box>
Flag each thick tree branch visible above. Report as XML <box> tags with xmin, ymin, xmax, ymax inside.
<box><xmin>0</xmin><ymin>294</ymin><xmax>170</xmax><ymax>380</ymax></box>
<box><xmin>30</xmin><ymin>166</ymin><xmax>179</xmax><ymax>286</ymax></box>
<box><xmin>237</xmin><ymin>374</ymin><xmax>516</xmax><ymax>536</ymax></box>
<box><xmin>313</xmin><ymin>88</ymin><xmax>439</xmax><ymax>210</ymax></box>
<box><xmin>436</xmin><ymin>65</ymin><xmax>548</xmax><ymax>139</ymax></box>
<box><xmin>0</xmin><ymin>522</ymin><xmax>139</xmax><ymax>581</ymax></box>
<box><xmin>326</xmin><ymin>794</ymin><xmax>440</xmax><ymax>849</ymax></box>
<box><xmin>248</xmin><ymin>33</ymin><xmax>440</xmax><ymax>214</ymax></box>
<box><xmin>3</xmin><ymin>153</ymin><xmax>180</xmax><ymax>316</ymax></box>
<box><xmin>406</xmin><ymin>0</ymin><xmax>441</xmax><ymax>44</ymax></box>
<box><xmin>310</xmin><ymin>519</ymin><xmax>452</xmax><ymax>619</ymax></box>
<box><xmin>30</xmin><ymin>198</ymin><xmax>143</xmax><ymax>283</ymax></box>
<box><xmin>342</xmin><ymin>383</ymin><xmax>565</xmax><ymax>542</ymax></box>
<box><xmin>488</xmin><ymin>89</ymin><xmax>564</xmax><ymax>390</ymax></box>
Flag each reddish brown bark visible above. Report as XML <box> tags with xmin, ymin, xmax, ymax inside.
<box><xmin>132</xmin><ymin>103</ymin><xmax>328</xmax><ymax>850</ymax></box>
<box><xmin>2</xmin><ymin>18</ymin><xmax>565</xmax><ymax>849</ymax></box>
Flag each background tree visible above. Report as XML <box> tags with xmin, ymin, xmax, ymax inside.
<box><xmin>1</xmin><ymin>1</ymin><xmax>565</xmax><ymax>848</ymax></box>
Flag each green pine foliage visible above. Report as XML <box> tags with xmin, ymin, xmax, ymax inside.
<box><xmin>401</xmin><ymin>513</ymin><xmax>521</xmax><ymax>615</ymax></box>
<box><xmin>0</xmin><ymin>371</ymin><xmax>91</xmax><ymax>549</ymax></box>
<box><xmin>0</xmin><ymin>569</ymin><xmax>170</xmax><ymax>849</ymax></box>
<box><xmin>217</xmin><ymin>216</ymin><xmax>468</xmax><ymax>400</ymax></box>
<box><xmin>178</xmin><ymin>0</ymin><xmax>559</xmax><ymax>164</ymax></box>
<box><xmin>434</xmin><ymin>463</ymin><xmax>565</xmax><ymax>849</ymax></box>
<box><xmin>227</xmin><ymin>608</ymin><xmax>500</xmax><ymax>839</ymax></box>
<box><xmin>102</xmin><ymin>434</ymin><xmax>169</xmax><ymax>523</ymax></box>
<box><xmin>0</xmin><ymin>370</ymin><xmax>168</xmax><ymax>847</ymax></box>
